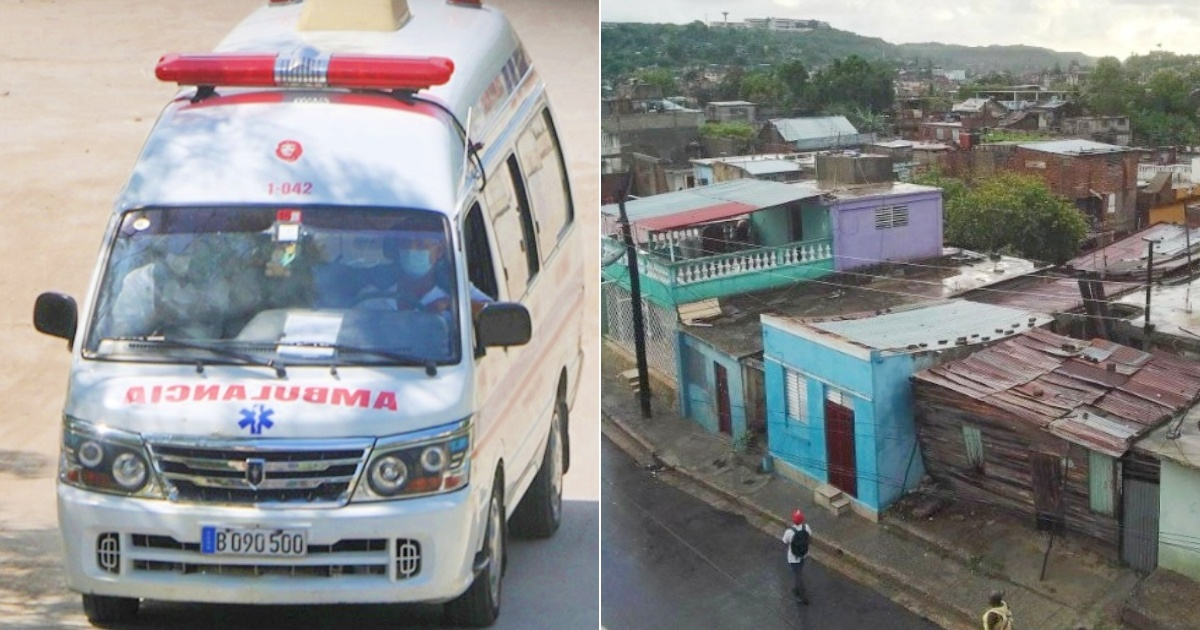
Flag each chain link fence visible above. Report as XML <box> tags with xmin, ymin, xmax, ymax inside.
<box><xmin>601</xmin><ymin>282</ymin><xmax>678</xmax><ymax>385</ymax></box>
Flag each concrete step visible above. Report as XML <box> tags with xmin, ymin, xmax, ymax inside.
<box><xmin>830</xmin><ymin>495</ymin><xmax>852</xmax><ymax>516</ymax></box>
<box><xmin>814</xmin><ymin>483</ymin><xmax>845</xmax><ymax>515</ymax></box>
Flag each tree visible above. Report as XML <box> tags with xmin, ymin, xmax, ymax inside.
<box><xmin>931</xmin><ymin>172</ymin><xmax>1087</xmax><ymax>264</ymax></box>
<box><xmin>1082</xmin><ymin>57</ymin><xmax>1135</xmax><ymax>116</ymax></box>
<box><xmin>808</xmin><ymin>55</ymin><xmax>894</xmax><ymax>114</ymax></box>
<box><xmin>633</xmin><ymin>68</ymin><xmax>678</xmax><ymax>97</ymax></box>
<box><xmin>775</xmin><ymin>59</ymin><xmax>810</xmax><ymax>109</ymax></box>
<box><xmin>739</xmin><ymin>71</ymin><xmax>784</xmax><ymax>105</ymax></box>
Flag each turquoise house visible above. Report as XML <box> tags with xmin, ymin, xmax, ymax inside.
<box><xmin>761</xmin><ymin>300</ymin><xmax>1053</xmax><ymax>519</ymax></box>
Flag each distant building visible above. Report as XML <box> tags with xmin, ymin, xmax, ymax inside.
<box><xmin>710</xmin><ymin>17</ymin><xmax>830</xmax><ymax>31</ymax></box>
<box><xmin>704</xmin><ymin>100</ymin><xmax>756</xmax><ymax>124</ymax></box>
<box><xmin>761</xmin><ymin>116</ymin><xmax>876</xmax><ymax>151</ymax></box>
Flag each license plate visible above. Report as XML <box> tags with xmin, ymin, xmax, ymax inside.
<box><xmin>200</xmin><ymin>526</ymin><xmax>308</xmax><ymax>557</ymax></box>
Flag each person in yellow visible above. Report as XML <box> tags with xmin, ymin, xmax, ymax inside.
<box><xmin>982</xmin><ymin>590</ymin><xmax>1014</xmax><ymax>630</ymax></box>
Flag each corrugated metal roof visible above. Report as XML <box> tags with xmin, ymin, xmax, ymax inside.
<box><xmin>599</xmin><ymin>179</ymin><xmax>821</xmax><ymax>222</ymax></box>
<box><xmin>1065</xmin><ymin>222</ymin><xmax>1200</xmax><ymax>278</ymax></box>
<box><xmin>769</xmin><ymin>116</ymin><xmax>859</xmax><ymax>143</ymax></box>
<box><xmin>913</xmin><ymin>328</ymin><xmax>1200</xmax><ymax>455</ymax></box>
<box><xmin>807</xmin><ymin>300</ymin><xmax>1052</xmax><ymax>353</ymax></box>
<box><xmin>1017</xmin><ymin>139</ymin><xmax>1133</xmax><ymax>156</ymax></box>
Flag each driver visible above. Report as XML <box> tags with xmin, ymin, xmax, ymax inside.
<box><xmin>355</xmin><ymin>232</ymin><xmax>491</xmax><ymax>316</ymax></box>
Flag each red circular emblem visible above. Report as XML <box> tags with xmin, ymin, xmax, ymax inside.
<box><xmin>275</xmin><ymin>140</ymin><xmax>303</xmax><ymax>162</ymax></box>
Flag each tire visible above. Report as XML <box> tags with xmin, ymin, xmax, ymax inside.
<box><xmin>81</xmin><ymin>594</ymin><xmax>139</xmax><ymax>626</ymax></box>
<box><xmin>510</xmin><ymin>398</ymin><xmax>564</xmax><ymax>539</ymax></box>
<box><xmin>444</xmin><ymin>479</ymin><xmax>505</xmax><ymax>627</ymax></box>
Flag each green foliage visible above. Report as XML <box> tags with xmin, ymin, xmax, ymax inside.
<box><xmin>739</xmin><ymin>71</ymin><xmax>784</xmax><ymax>105</ymax></box>
<box><xmin>632</xmin><ymin>68</ymin><xmax>678</xmax><ymax>97</ymax></box>
<box><xmin>699</xmin><ymin>122</ymin><xmax>757</xmax><ymax>140</ymax></box>
<box><xmin>935</xmin><ymin>172</ymin><xmax>1087</xmax><ymax>264</ymax></box>
<box><xmin>809</xmin><ymin>55</ymin><xmax>895</xmax><ymax>114</ymax></box>
<box><xmin>600</xmin><ymin>23</ymin><xmax>1092</xmax><ymax>86</ymax></box>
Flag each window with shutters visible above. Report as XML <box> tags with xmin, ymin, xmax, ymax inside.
<box><xmin>874</xmin><ymin>204</ymin><xmax>910</xmax><ymax>229</ymax></box>
<box><xmin>785</xmin><ymin>368</ymin><xmax>808</xmax><ymax>425</ymax></box>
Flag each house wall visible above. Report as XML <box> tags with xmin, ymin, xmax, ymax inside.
<box><xmin>1157</xmin><ymin>460</ymin><xmax>1200</xmax><ymax>581</ymax></box>
<box><xmin>1009</xmin><ymin>147</ymin><xmax>1140</xmax><ymax>235</ymax></box>
<box><xmin>763</xmin><ymin>323</ymin><xmax>915</xmax><ymax>514</ymax></box>
<box><xmin>678</xmin><ymin>332</ymin><xmax>749</xmax><ymax>440</ymax></box>
<box><xmin>752</xmin><ymin>202</ymin><xmax>830</xmax><ymax>247</ymax></box>
<box><xmin>693</xmin><ymin>163</ymin><xmax>715</xmax><ymax>187</ymax></box>
<box><xmin>912</xmin><ymin>384</ymin><xmax>1120</xmax><ymax>547</ymax></box>
<box><xmin>831</xmin><ymin>189</ymin><xmax>944</xmax><ymax>271</ymax></box>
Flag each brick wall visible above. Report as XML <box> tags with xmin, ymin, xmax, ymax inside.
<box><xmin>1008</xmin><ymin>148</ymin><xmax>1139</xmax><ymax>234</ymax></box>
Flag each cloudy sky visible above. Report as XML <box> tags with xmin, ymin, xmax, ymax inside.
<box><xmin>599</xmin><ymin>0</ymin><xmax>1200</xmax><ymax>59</ymax></box>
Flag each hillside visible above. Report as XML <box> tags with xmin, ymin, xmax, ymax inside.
<box><xmin>601</xmin><ymin>22</ymin><xmax>1095</xmax><ymax>83</ymax></box>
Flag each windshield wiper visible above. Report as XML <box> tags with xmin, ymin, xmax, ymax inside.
<box><xmin>102</xmin><ymin>336</ymin><xmax>287</xmax><ymax>378</ymax></box>
<box><xmin>279</xmin><ymin>341</ymin><xmax>438</xmax><ymax>377</ymax></box>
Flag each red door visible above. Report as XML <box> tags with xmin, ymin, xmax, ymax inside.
<box><xmin>714</xmin><ymin>363</ymin><xmax>732</xmax><ymax>435</ymax></box>
<box><xmin>824</xmin><ymin>399</ymin><xmax>857</xmax><ymax>496</ymax></box>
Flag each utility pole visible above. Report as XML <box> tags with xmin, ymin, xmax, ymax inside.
<box><xmin>1143</xmin><ymin>237</ymin><xmax>1161</xmax><ymax>350</ymax></box>
<box><xmin>616</xmin><ymin>173</ymin><xmax>653</xmax><ymax>418</ymax></box>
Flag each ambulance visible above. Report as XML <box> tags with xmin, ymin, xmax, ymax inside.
<box><xmin>31</xmin><ymin>0</ymin><xmax>584</xmax><ymax>626</ymax></box>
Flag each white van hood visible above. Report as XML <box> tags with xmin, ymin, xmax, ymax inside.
<box><xmin>63</xmin><ymin>363</ymin><xmax>473</xmax><ymax>440</ymax></box>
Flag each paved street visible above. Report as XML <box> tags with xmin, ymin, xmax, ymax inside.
<box><xmin>601</xmin><ymin>437</ymin><xmax>942</xmax><ymax>630</ymax></box>
<box><xmin>0</xmin><ymin>0</ymin><xmax>598</xmax><ymax>628</ymax></box>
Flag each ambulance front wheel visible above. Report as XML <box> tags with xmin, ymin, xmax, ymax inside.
<box><xmin>444</xmin><ymin>476</ymin><xmax>505</xmax><ymax>627</ymax></box>
<box><xmin>82</xmin><ymin>593</ymin><xmax>139</xmax><ymax>626</ymax></box>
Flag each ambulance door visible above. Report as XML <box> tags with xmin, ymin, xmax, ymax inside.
<box><xmin>474</xmin><ymin>158</ymin><xmax>546</xmax><ymax>500</ymax></box>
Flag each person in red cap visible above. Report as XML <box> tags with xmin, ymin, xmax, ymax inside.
<box><xmin>781</xmin><ymin>508</ymin><xmax>812</xmax><ymax>604</ymax></box>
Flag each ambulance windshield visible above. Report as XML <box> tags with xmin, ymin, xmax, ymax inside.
<box><xmin>85</xmin><ymin>206</ymin><xmax>463</xmax><ymax>367</ymax></box>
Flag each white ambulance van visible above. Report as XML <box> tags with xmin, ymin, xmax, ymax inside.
<box><xmin>32</xmin><ymin>0</ymin><xmax>584</xmax><ymax>626</ymax></box>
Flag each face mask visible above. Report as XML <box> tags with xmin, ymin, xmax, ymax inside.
<box><xmin>400</xmin><ymin>249</ymin><xmax>433</xmax><ymax>276</ymax></box>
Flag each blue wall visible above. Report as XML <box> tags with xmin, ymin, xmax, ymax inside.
<box><xmin>678</xmin><ymin>332</ymin><xmax>749</xmax><ymax>440</ymax></box>
<box><xmin>762</xmin><ymin>321</ymin><xmax>925</xmax><ymax>513</ymax></box>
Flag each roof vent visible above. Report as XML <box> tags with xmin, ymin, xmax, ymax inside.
<box><xmin>1107</xmin><ymin>363</ymin><xmax>1117</xmax><ymax>373</ymax></box>
<box><xmin>299</xmin><ymin>0</ymin><xmax>411</xmax><ymax>31</ymax></box>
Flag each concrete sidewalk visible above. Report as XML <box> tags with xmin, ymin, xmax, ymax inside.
<box><xmin>601</xmin><ymin>344</ymin><xmax>1193</xmax><ymax>630</ymax></box>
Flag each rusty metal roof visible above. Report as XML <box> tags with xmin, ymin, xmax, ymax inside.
<box><xmin>913</xmin><ymin>328</ymin><xmax>1200</xmax><ymax>455</ymax></box>
<box><xmin>1064</xmin><ymin>222</ymin><xmax>1200</xmax><ymax>279</ymax></box>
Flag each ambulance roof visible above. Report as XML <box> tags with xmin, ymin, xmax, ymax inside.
<box><xmin>213</xmin><ymin>0</ymin><xmax>524</xmax><ymax>122</ymax></box>
<box><xmin>115</xmin><ymin>0</ymin><xmax>538</xmax><ymax>216</ymax></box>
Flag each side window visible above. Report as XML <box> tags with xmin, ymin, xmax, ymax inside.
<box><xmin>483</xmin><ymin>162</ymin><xmax>532</xmax><ymax>300</ymax></box>
<box><xmin>515</xmin><ymin>108</ymin><xmax>574</xmax><ymax>258</ymax></box>
<box><xmin>463</xmin><ymin>202</ymin><xmax>499</xmax><ymax>301</ymax></box>
<box><xmin>506</xmin><ymin>154</ymin><xmax>541</xmax><ymax>279</ymax></box>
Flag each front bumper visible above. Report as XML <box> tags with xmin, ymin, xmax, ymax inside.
<box><xmin>57</xmin><ymin>482</ymin><xmax>485</xmax><ymax>605</ymax></box>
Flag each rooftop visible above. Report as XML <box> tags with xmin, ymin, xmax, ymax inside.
<box><xmin>769</xmin><ymin>116</ymin><xmax>859</xmax><ymax>143</ymax></box>
<box><xmin>600</xmin><ymin>179</ymin><xmax>821</xmax><ymax>235</ymax></box>
<box><xmin>914</xmin><ymin>328</ymin><xmax>1200</xmax><ymax>457</ymax></box>
<box><xmin>1017</xmin><ymin>139</ymin><xmax>1134</xmax><ymax>156</ymax></box>
<box><xmin>679</xmin><ymin>249</ymin><xmax>1046</xmax><ymax>359</ymax></box>
<box><xmin>771</xmin><ymin>300</ymin><xmax>1053</xmax><ymax>355</ymax></box>
<box><xmin>1065</xmin><ymin>222</ymin><xmax>1200</xmax><ymax>279</ymax></box>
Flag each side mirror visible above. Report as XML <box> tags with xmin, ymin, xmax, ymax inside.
<box><xmin>476</xmin><ymin>302</ymin><xmax>531</xmax><ymax>348</ymax></box>
<box><xmin>33</xmin><ymin>292</ymin><xmax>78</xmax><ymax>348</ymax></box>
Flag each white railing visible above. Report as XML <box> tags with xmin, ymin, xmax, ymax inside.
<box><xmin>604</xmin><ymin>236</ymin><xmax>833</xmax><ymax>288</ymax></box>
<box><xmin>1138</xmin><ymin>164</ymin><xmax>1193</xmax><ymax>187</ymax></box>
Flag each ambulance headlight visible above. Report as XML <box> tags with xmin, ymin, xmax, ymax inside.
<box><xmin>61</xmin><ymin>418</ymin><xmax>163</xmax><ymax>499</ymax></box>
<box><xmin>354</xmin><ymin>419</ymin><xmax>471</xmax><ymax>502</ymax></box>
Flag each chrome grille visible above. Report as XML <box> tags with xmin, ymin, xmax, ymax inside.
<box><xmin>146</xmin><ymin>438</ymin><xmax>372</xmax><ymax>507</ymax></box>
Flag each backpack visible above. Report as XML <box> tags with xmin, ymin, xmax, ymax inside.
<box><xmin>789</xmin><ymin>526</ymin><xmax>810</xmax><ymax>557</ymax></box>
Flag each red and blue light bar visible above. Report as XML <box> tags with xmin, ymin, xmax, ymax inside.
<box><xmin>155</xmin><ymin>52</ymin><xmax>454</xmax><ymax>91</ymax></box>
